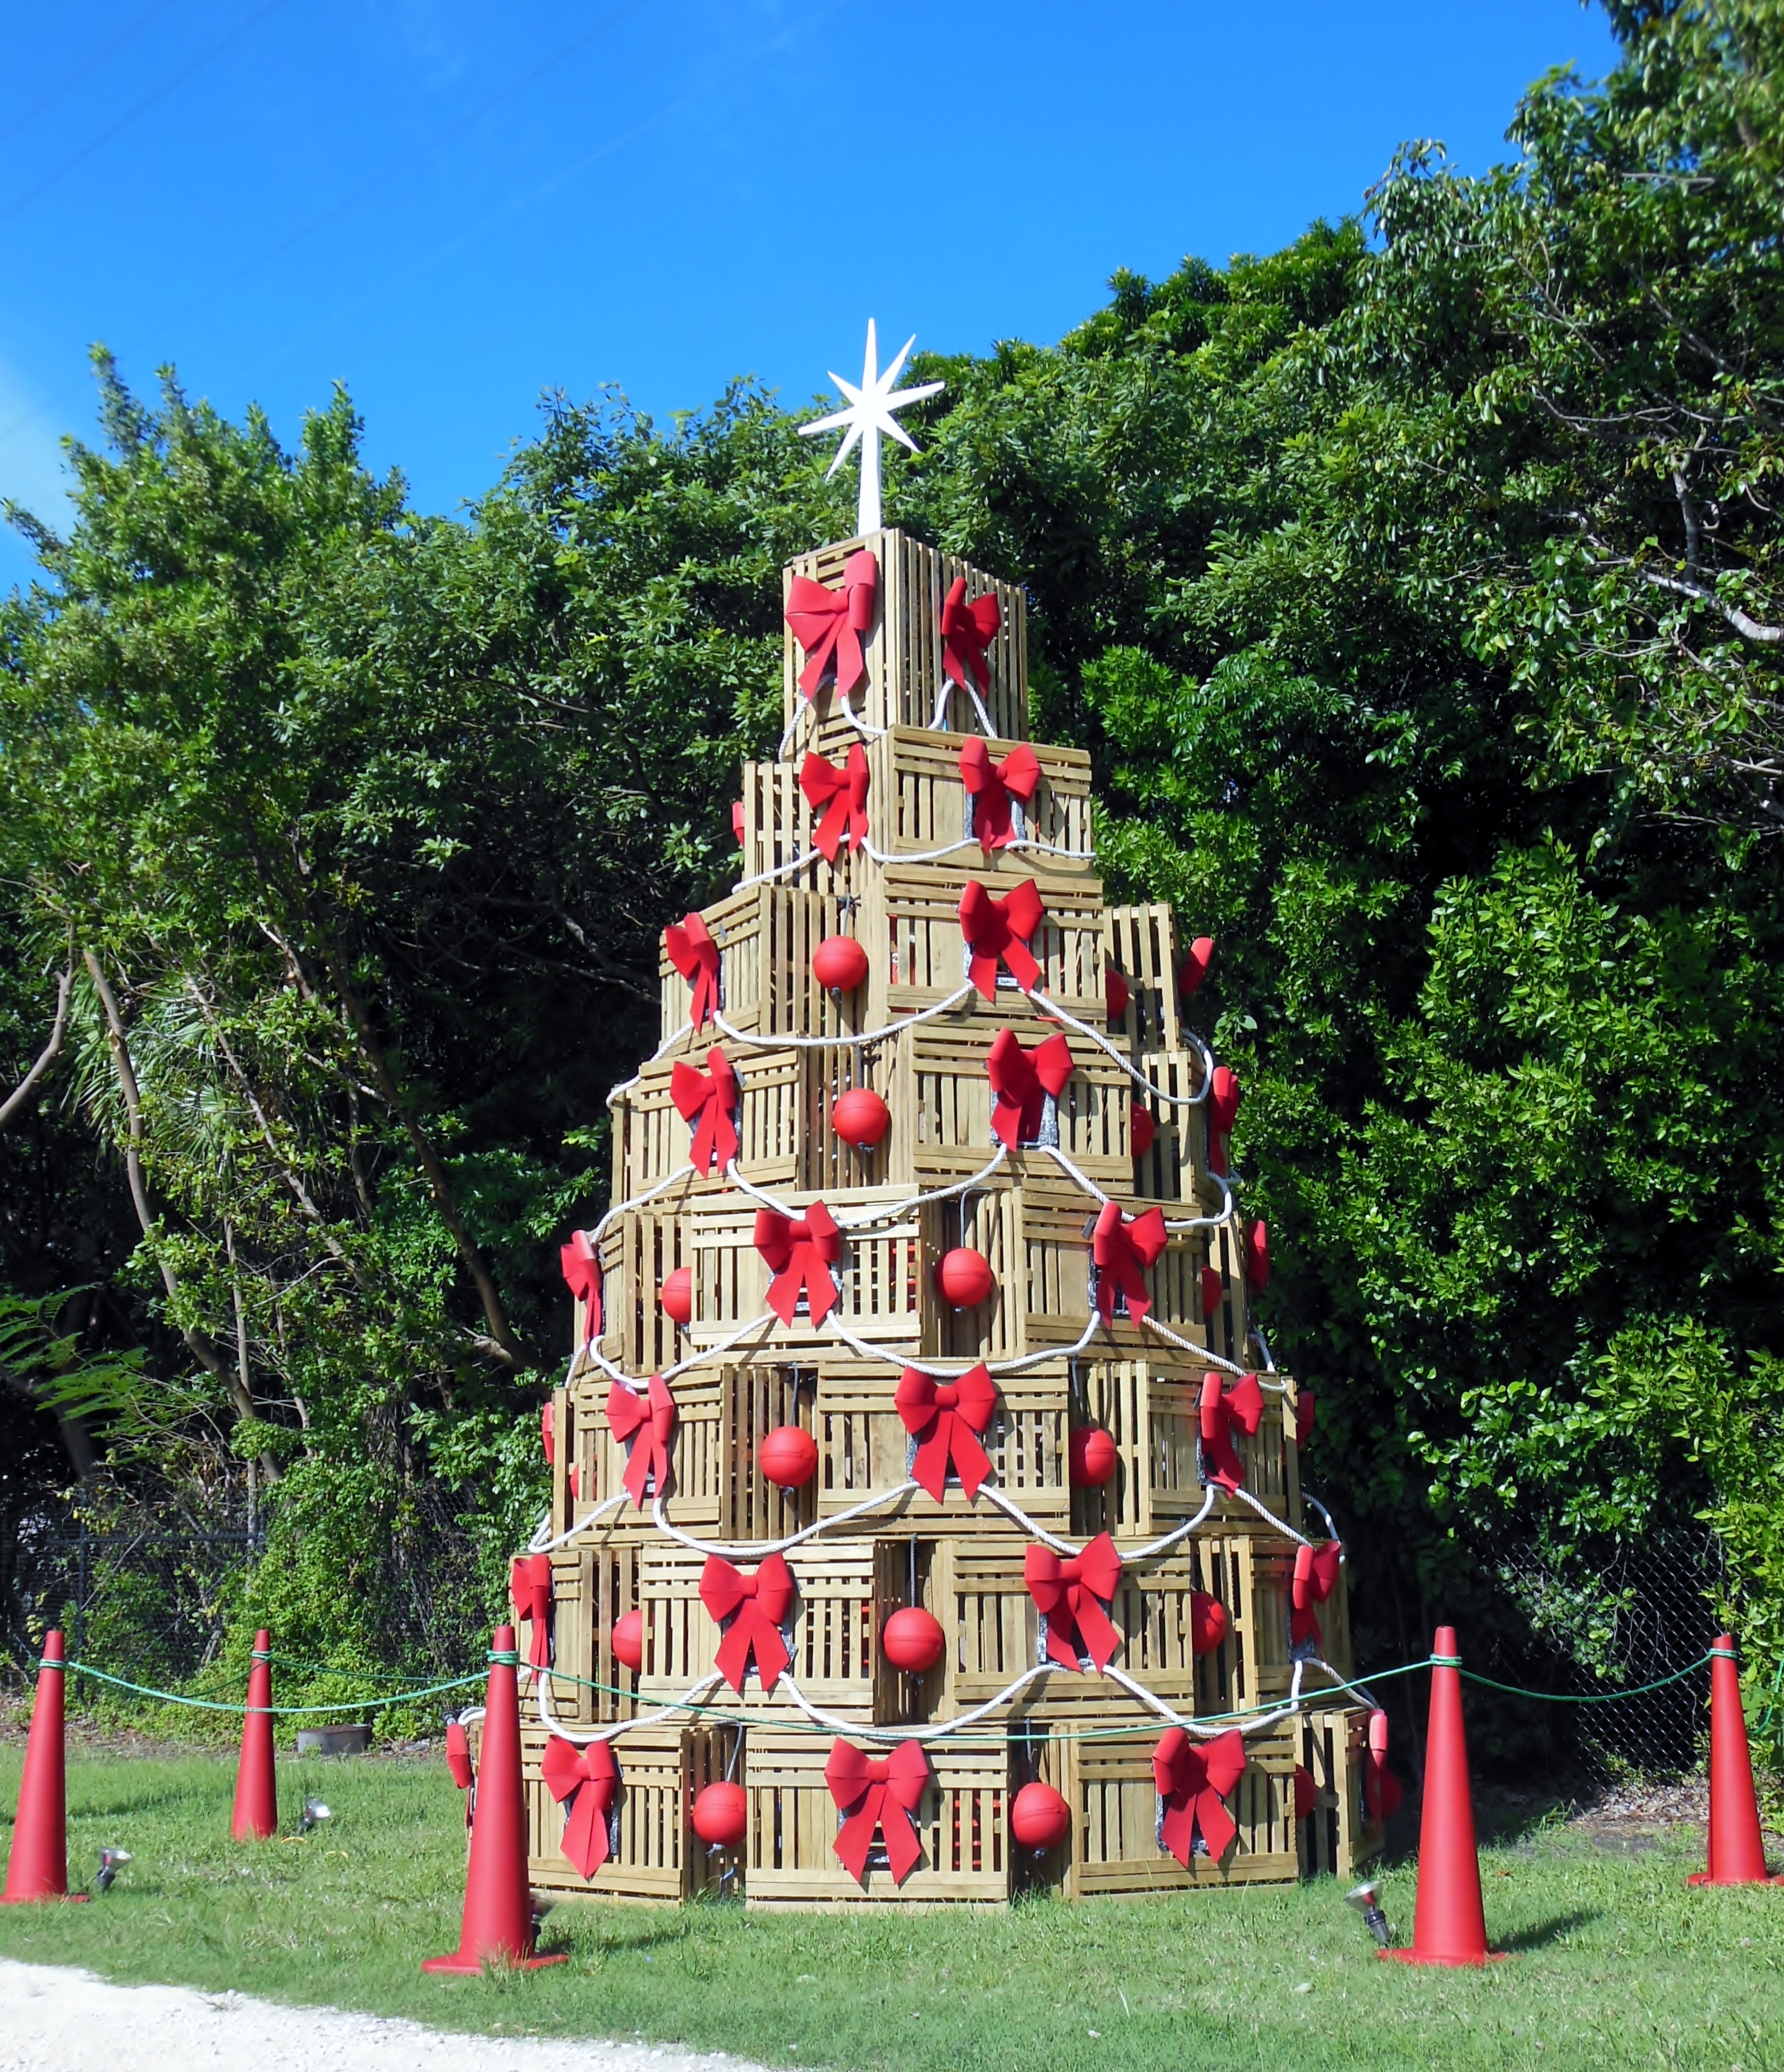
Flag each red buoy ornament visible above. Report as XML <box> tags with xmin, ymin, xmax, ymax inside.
<box><xmin>691</xmin><ymin>1781</ymin><xmax>748</xmax><ymax>1847</ymax></box>
<box><xmin>812</xmin><ymin>936</ymin><xmax>869</xmax><ymax>993</ymax></box>
<box><xmin>1179</xmin><ymin>936</ymin><xmax>1214</xmax><ymax>997</ymax></box>
<box><xmin>831</xmin><ymin>1087</ymin><xmax>891</xmax><ymax>1150</ymax></box>
<box><xmin>610</xmin><ymin>1610</ymin><xmax>644</xmax><ymax>1672</ymax></box>
<box><xmin>661</xmin><ymin>1267</ymin><xmax>693</xmax><ymax>1326</ymax></box>
<box><xmin>1130</xmin><ymin>1105</ymin><xmax>1156</xmax><ymax>1158</ymax></box>
<box><xmin>935</xmin><ymin>1247</ymin><xmax>995</xmax><ymax>1309</ymax></box>
<box><xmin>881</xmin><ymin>1607</ymin><xmax>946</xmax><ymax>1674</ymax></box>
<box><xmin>1068</xmin><ymin>1424</ymin><xmax>1118</xmax><ymax>1487</ymax></box>
<box><xmin>1011</xmin><ymin>1781</ymin><xmax>1072</xmax><ymax>1852</ymax></box>
<box><xmin>758</xmin><ymin>1424</ymin><xmax>819</xmax><ymax>1489</ymax></box>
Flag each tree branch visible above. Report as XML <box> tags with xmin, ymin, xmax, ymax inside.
<box><xmin>0</xmin><ymin>959</ymin><xmax>74</xmax><ymax>1132</ymax></box>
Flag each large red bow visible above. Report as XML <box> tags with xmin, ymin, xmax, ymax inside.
<box><xmin>1199</xmin><ymin>1370</ymin><xmax>1264</xmax><ymax>1491</ymax></box>
<box><xmin>699</xmin><ymin>1552</ymin><xmax>796</xmax><ymax>1693</ymax></box>
<box><xmin>800</xmin><ymin>744</ymin><xmax>871</xmax><ymax>863</ymax></box>
<box><xmin>958</xmin><ymin>878</ymin><xmax>1045</xmax><ymax>1000</ymax></box>
<box><xmin>958</xmin><ymin>738</ymin><xmax>1039</xmax><ymax>852</ymax></box>
<box><xmin>665</xmin><ymin>913</ymin><xmax>721</xmax><ymax>1030</ymax></box>
<box><xmin>786</xmin><ymin>549</ymin><xmax>878</xmax><ymax>704</ymax></box>
<box><xmin>559</xmin><ymin>1229</ymin><xmax>603</xmax><ymax>1343</ymax></box>
<box><xmin>671</xmin><ymin>1047</ymin><xmax>739</xmax><ymax>1174</ymax></box>
<box><xmin>1092</xmin><ymin>1200</ymin><xmax>1169</xmax><ymax>1323</ymax></box>
<box><xmin>1290</xmin><ymin>1540</ymin><xmax>1343</xmax><ymax>1651</ymax></box>
<box><xmin>985</xmin><ymin>1027</ymin><xmax>1073</xmax><ymax>1149</ymax></box>
<box><xmin>1294</xmin><ymin>1389</ymin><xmax>1316</xmax><ymax>1450</ymax></box>
<box><xmin>1154</xmin><ymin>1726</ymin><xmax>1247</xmax><ymax>1864</ymax></box>
<box><xmin>895</xmin><ymin>1363</ymin><xmax>998</xmax><ymax>1501</ymax></box>
<box><xmin>940</xmin><ymin>577</ymin><xmax>1000</xmax><ymax>694</ymax></box>
<box><xmin>1025</xmin><ymin>1532</ymin><xmax>1123</xmax><ymax>1672</ymax></box>
<box><xmin>509</xmin><ymin>1553</ymin><xmax>553</xmax><ymax>1670</ymax></box>
<box><xmin>1363</xmin><ymin>1711</ymin><xmax>1403</xmax><ymax>1826</ymax></box>
<box><xmin>826</xmin><ymin>1738</ymin><xmax>930</xmax><ymax>1885</ymax></box>
<box><xmin>754</xmin><ymin>1201</ymin><xmax>842</xmax><ymax>1325</ymax></box>
<box><xmin>541</xmin><ymin>1735</ymin><xmax>620</xmax><ymax>1879</ymax></box>
<box><xmin>1207</xmin><ymin>1065</ymin><xmax>1242</xmax><ymax>1174</ymax></box>
<box><xmin>608</xmin><ymin>1373</ymin><xmax>677</xmax><ymax>1508</ymax></box>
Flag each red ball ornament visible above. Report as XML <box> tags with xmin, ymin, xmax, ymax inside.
<box><xmin>812</xmin><ymin>935</ymin><xmax>869</xmax><ymax>993</ymax></box>
<box><xmin>1130</xmin><ymin>1105</ymin><xmax>1156</xmax><ymax>1159</ymax></box>
<box><xmin>881</xmin><ymin>1606</ymin><xmax>946</xmax><ymax>1674</ymax></box>
<box><xmin>661</xmin><ymin>1266</ymin><xmax>693</xmax><ymax>1326</ymax></box>
<box><xmin>1179</xmin><ymin>936</ymin><xmax>1215</xmax><ymax>998</ymax></box>
<box><xmin>1105</xmin><ymin>967</ymin><xmax>1130</xmax><ymax>1025</ymax></box>
<box><xmin>1189</xmin><ymin>1590</ymin><xmax>1230</xmax><ymax>1656</ymax></box>
<box><xmin>1068</xmin><ymin>1424</ymin><xmax>1118</xmax><ymax>1488</ymax></box>
<box><xmin>1011</xmin><ymin>1780</ymin><xmax>1072</xmax><ymax>1852</ymax></box>
<box><xmin>691</xmin><ymin>1780</ymin><xmax>748</xmax><ymax>1848</ymax></box>
<box><xmin>831</xmin><ymin>1087</ymin><xmax>891</xmax><ymax>1151</ymax></box>
<box><xmin>1293</xmin><ymin>1764</ymin><xmax>1316</xmax><ymax>1823</ymax></box>
<box><xmin>610</xmin><ymin>1609</ymin><xmax>644</xmax><ymax>1672</ymax></box>
<box><xmin>935</xmin><ymin>1246</ymin><xmax>995</xmax><ymax>1309</ymax></box>
<box><xmin>758</xmin><ymin>1424</ymin><xmax>818</xmax><ymax>1490</ymax></box>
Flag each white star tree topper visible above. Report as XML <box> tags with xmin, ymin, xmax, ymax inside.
<box><xmin>799</xmin><ymin>319</ymin><xmax>945</xmax><ymax>539</ymax></box>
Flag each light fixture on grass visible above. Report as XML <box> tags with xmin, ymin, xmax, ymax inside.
<box><xmin>94</xmin><ymin>1847</ymin><xmax>131</xmax><ymax>1894</ymax></box>
<box><xmin>1344</xmin><ymin>1878</ymin><xmax>1393</xmax><ymax>1948</ymax></box>
<box><xmin>299</xmin><ymin>1796</ymin><xmax>333</xmax><ymax>1833</ymax></box>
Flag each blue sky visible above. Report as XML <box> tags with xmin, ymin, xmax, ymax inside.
<box><xmin>0</xmin><ymin>0</ymin><xmax>1621</xmax><ymax>594</ymax></box>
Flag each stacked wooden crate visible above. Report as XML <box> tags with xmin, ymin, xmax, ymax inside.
<box><xmin>512</xmin><ymin>526</ymin><xmax>1379</xmax><ymax>1906</ymax></box>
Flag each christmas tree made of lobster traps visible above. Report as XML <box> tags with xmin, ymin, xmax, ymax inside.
<box><xmin>506</xmin><ymin>326</ymin><xmax>1396</xmax><ymax>1907</ymax></box>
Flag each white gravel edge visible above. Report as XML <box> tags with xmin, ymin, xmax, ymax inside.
<box><xmin>0</xmin><ymin>1957</ymin><xmax>779</xmax><ymax>2072</ymax></box>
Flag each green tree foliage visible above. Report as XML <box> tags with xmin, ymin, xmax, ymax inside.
<box><xmin>3</xmin><ymin>2</ymin><xmax>1780</xmax><ymax>1741</ymax></box>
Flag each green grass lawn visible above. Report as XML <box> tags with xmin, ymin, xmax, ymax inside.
<box><xmin>1</xmin><ymin>1745</ymin><xmax>1780</xmax><ymax>2071</ymax></box>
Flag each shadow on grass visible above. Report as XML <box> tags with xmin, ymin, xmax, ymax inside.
<box><xmin>1497</xmin><ymin>1908</ymin><xmax>1603</xmax><ymax>1952</ymax></box>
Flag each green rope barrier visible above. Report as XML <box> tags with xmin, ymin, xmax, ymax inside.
<box><xmin>63</xmin><ymin>1661</ymin><xmax>484</xmax><ymax>1716</ymax></box>
<box><xmin>1458</xmin><ymin>1654</ymin><xmax>1714</xmax><ymax>1703</ymax></box>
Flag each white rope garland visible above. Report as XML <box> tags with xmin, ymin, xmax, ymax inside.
<box><xmin>1022</xmin><ymin>987</ymin><xmax>1215</xmax><ymax>1111</ymax></box>
<box><xmin>712</xmin><ymin>987</ymin><xmax>974</xmax><ymax>1053</ymax></box>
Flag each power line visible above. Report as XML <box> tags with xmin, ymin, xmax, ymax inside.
<box><xmin>0</xmin><ymin>1</ymin><xmax>180</xmax><ymax>151</ymax></box>
<box><xmin>0</xmin><ymin>0</ymin><xmax>293</xmax><ymax>233</ymax></box>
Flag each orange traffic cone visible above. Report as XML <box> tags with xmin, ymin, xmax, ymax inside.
<box><xmin>2</xmin><ymin>1630</ymin><xmax>85</xmax><ymax>1903</ymax></box>
<box><xmin>1383</xmin><ymin>1626</ymin><xmax>1500</xmax><ymax>1966</ymax></box>
<box><xmin>424</xmin><ymin>1624</ymin><xmax>565</xmax><ymax>1973</ymax></box>
<box><xmin>231</xmin><ymin>1629</ymin><xmax>278</xmax><ymax>1841</ymax></box>
<box><xmin>1689</xmin><ymin>1634</ymin><xmax>1780</xmax><ymax>1887</ymax></box>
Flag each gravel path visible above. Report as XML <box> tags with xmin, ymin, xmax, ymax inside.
<box><xmin>0</xmin><ymin>1959</ymin><xmax>773</xmax><ymax>2072</ymax></box>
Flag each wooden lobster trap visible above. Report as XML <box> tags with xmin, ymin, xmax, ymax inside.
<box><xmin>859</xmin><ymin>859</ymin><xmax>1106</xmax><ymax>1030</ymax></box>
<box><xmin>636</xmin><ymin>1539</ymin><xmax>877</xmax><ymax>1717</ymax></box>
<box><xmin>1058</xmin><ymin>1715</ymin><xmax>1301</xmax><ymax>1895</ymax></box>
<box><xmin>579</xmin><ymin>1367</ymin><xmax>726</xmax><ymax>1530</ymax></box>
<box><xmin>866</xmin><ymin>726</ymin><xmax>1093</xmax><ymax>864</ymax></box>
<box><xmin>526</xmin><ymin>1532</ymin><xmax>644</xmax><ymax>1730</ymax></box>
<box><xmin>1067</xmin><ymin>1360</ymin><xmax>1295</xmax><ymax>1540</ymax></box>
<box><xmin>1129</xmin><ymin>1051</ymin><xmax>1215</xmax><ymax>1207</ymax></box>
<box><xmin>656</xmin><ymin>883</ymin><xmax>854</xmax><ymax>1046</ymax></box>
<box><xmin>1187</xmin><ymin>1529</ymin><xmax>1297</xmax><ymax>1718</ymax></box>
<box><xmin>1103</xmin><ymin>904</ymin><xmax>1188</xmax><ymax>1055</ymax></box>
<box><xmin>742</xmin><ymin>1725</ymin><xmax>1011</xmax><ymax>1906</ymax></box>
<box><xmin>613</xmin><ymin>1048</ymin><xmax>805</xmax><ymax>1199</ymax></box>
<box><xmin>523</xmin><ymin>1719</ymin><xmax>738</xmax><ymax>1903</ymax></box>
<box><xmin>812</xmin><ymin>1355</ymin><xmax>1071</xmax><ymax>1531</ymax></box>
<box><xmin>889</xmin><ymin>1018</ymin><xmax>1132</xmax><ymax>1194</ymax></box>
<box><xmin>1297</xmin><ymin>1703</ymin><xmax>1385</xmax><ymax>1880</ymax></box>
<box><xmin>781</xmin><ymin>528</ymin><xmax>1028</xmax><ymax>749</ymax></box>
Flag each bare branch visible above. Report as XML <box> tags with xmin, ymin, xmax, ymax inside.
<box><xmin>0</xmin><ymin>958</ymin><xmax>74</xmax><ymax>1132</ymax></box>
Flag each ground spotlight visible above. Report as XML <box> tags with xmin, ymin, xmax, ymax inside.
<box><xmin>94</xmin><ymin>1847</ymin><xmax>131</xmax><ymax>1894</ymax></box>
<box><xmin>299</xmin><ymin>1796</ymin><xmax>333</xmax><ymax>1833</ymax></box>
<box><xmin>1344</xmin><ymin>1878</ymin><xmax>1393</xmax><ymax>1948</ymax></box>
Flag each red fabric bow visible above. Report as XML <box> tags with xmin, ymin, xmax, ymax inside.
<box><xmin>665</xmin><ymin>913</ymin><xmax>721</xmax><ymax>1030</ymax></box>
<box><xmin>699</xmin><ymin>1552</ymin><xmax>796</xmax><ymax>1694</ymax></box>
<box><xmin>940</xmin><ymin>577</ymin><xmax>1000</xmax><ymax>694</ymax></box>
<box><xmin>671</xmin><ymin>1047</ymin><xmax>740</xmax><ymax>1175</ymax></box>
<box><xmin>559</xmin><ymin>1229</ymin><xmax>602</xmax><ymax>1343</ymax></box>
<box><xmin>958</xmin><ymin>878</ymin><xmax>1046</xmax><ymax>1000</ymax></box>
<box><xmin>542</xmin><ymin>1735</ymin><xmax>620</xmax><ymax>1879</ymax></box>
<box><xmin>1363</xmin><ymin>1712</ymin><xmax>1403</xmax><ymax>1826</ymax></box>
<box><xmin>1199</xmin><ymin>1371</ymin><xmax>1265</xmax><ymax>1491</ymax></box>
<box><xmin>754</xmin><ymin>1200</ymin><xmax>842</xmax><ymax>1325</ymax></box>
<box><xmin>1153</xmin><ymin>1726</ymin><xmax>1248</xmax><ymax>1865</ymax></box>
<box><xmin>786</xmin><ymin>549</ymin><xmax>878</xmax><ymax>704</ymax></box>
<box><xmin>958</xmin><ymin>738</ymin><xmax>1040</xmax><ymax>851</ymax></box>
<box><xmin>800</xmin><ymin>743</ymin><xmax>871</xmax><ymax>863</ymax></box>
<box><xmin>607</xmin><ymin>1374</ymin><xmax>677</xmax><ymax>1508</ymax></box>
<box><xmin>509</xmin><ymin>1553</ymin><xmax>553</xmax><ymax>1670</ymax></box>
<box><xmin>1290</xmin><ymin>1540</ymin><xmax>1343</xmax><ymax>1651</ymax></box>
<box><xmin>1025</xmin><ymin>1531</ymin><xmax>1123</xmax><ymax>1672</ymax></box>
<box><xmin>1207</xmin><ymin>1065</ymin><xmax>1242</xmax><ymax>1174</ymax></box>
<box><xmin>1294</xmin><ymin>1389</ymin><xmax>1316</xmax><ymax>1450</ymax></box>
<box><xmin>1092</xmin><ymin>1201</ymin><xmax>1169</xmax><ymax>1323</ymax></box>
<box><xmin>985</xmin><ymin>1027</ymin><xmax>1073</xmax><ymax>1149</ymax></box>
<box><xmin>1200</xmin><ymin>1266</ymin><xmax>1224</xmax><ymax>1322</ymax></box>
<box><xmin>895</xmin><ymin>1362</ymin><xmax>998</xmax><ymax>1501</ymax></box>
<box><xmin>826</xmin><ymin>1738</ymin><xmax>930</xmax><ymax>1885</ymax></box>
